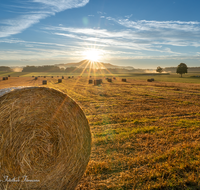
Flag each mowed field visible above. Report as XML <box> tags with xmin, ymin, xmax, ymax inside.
<box><xmin>0</xmin><ymin>73</ymin><xmax>200</xmax><ymax>189</ymax></box>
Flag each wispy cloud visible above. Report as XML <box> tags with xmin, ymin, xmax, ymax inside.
<box><xmin>0</xmin><ymin>0</ymin><xmax>89</xmax><ymax>38</ymax></box>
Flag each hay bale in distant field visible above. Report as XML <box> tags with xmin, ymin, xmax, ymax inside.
<box><xmin>32</xmin><ymin>76</ymin><xmax>34</xmax><ymax>77</ymax></box>
<box><xmin>58</xmin><ymin>79</ymin><xmax>62</xmax><ymax>83</ymax></box>
<box><xmin>62</xmin><ymin>76</ymin><xmax>64</xmax><ymax>79</ymax></box>
<box><xmin>72</xmin><ymin>76</ymin><xmax>74</xmax><ymax>78</ymax></box>
<box><xmin>107</xmin><ymin>78</ymin><xmax>112</xmax><ymax>82</ymax></box>
<box><xmin>35</xmin><ymin>77</ymin><xmax>38</xmax><ymax>80</ymax></box>
<box><xmin>88</xmin><ymin>79</ymin><xmax>93</xmax><ymax>84</ymax></box>
<box><xmin>51</xmin><ymin>76</ymin><xmax>53</xmax><ymax>78</ymax></box>
<box><xmin>8</xmin><ymin>75</ymin><xmax>10</xmax><ymax>77</ymax></box>
<box><xmin>151</xmin><ymin>78</ymin><xmax>154</xmax><ymax>81</ymax></box>
<box><xmin>113</xmin><ymin>77</ymin><xmax>116</xmax><ymax>79</ymax></box>
<box><xmin>122</xmin><ymin>79</ymin><xmax>126</xmax><ymax>82</ymax></box>
<box><xmin>0</xmin><ymin>87</ymin><xmax>91</xmax><ymax>190</ymax></box>
<box><xmin>2</xmin><ymin>77</ymin><xmax>6</xmax><ymax>80</ymax></box>
<box><xmin>43</xmin><ymin>80</ymin><xmax>47</xmax><ymax>85</ymax></box>
<box><xmin>147</xmin><ymin>79</ymin><xmax>152</xmax><ymax>82</ymax></box>
<box><xmin>68</xmin><ymin>76</ymin><xmax>71</xmax><ymax>79</ymax></box>
<box><xmin>44</xmin><ymin>76</ymin><xmax>46</xmax><ymax>78</ymax></box>
<box><xmin>94</xmin><ymin>79</ymin><xmax>101</xmax><ymax>85</ymax></box>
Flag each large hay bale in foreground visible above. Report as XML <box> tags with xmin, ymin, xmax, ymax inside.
<box><xmin>0</xmin><ymin>87</ymin><xmax>91</xmax><ymax>190</ymax></box>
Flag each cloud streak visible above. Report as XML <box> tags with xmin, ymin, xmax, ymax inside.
<box><xmin>0</xmin><ymin>0</ymin><xmax>89</xmax><ymax>38</ymax></box>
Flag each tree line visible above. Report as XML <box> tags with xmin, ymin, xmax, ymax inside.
<box><xmin>156</xmin><ymin>63</ymin><xmax>188</xmax><ymax>77</ymax></box>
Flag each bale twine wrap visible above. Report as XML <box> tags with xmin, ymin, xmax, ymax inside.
<box><xmin>0</xmin><ymin>87</ymin><xmax>91</xmax><ymax>190</ymax></box>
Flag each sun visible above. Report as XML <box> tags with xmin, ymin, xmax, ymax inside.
<box><xmin>83</xmin><ymin>49</ymin><xmax>101</xmax><ymax>62</ymax></box>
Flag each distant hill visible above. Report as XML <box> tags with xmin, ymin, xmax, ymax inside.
<box><xmin>56</xmin><ymin>60</ymin><xmax>134</xmax><ymax>70</ymax></box>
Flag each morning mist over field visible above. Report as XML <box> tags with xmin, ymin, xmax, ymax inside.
<box><xmin>0</xmin><ymin>0</ymin><xmax>200</xmax><ymax>69</ymax></box>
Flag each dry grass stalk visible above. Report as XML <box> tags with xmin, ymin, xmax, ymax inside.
<box><xmin>0</xmin><ymin>87</ymin><xmax>91</xmax><ymax>190</ymax></box>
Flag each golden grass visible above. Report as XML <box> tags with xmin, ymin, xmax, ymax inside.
<box><xmin>0</xmin><ymin>87</ymin><xmax>91</xmax><ymax>190</ymax></box>
<box><xmin>0</xmin><ymin>76</ymin><xmax>200</xmax><ymax>189</ymax></box>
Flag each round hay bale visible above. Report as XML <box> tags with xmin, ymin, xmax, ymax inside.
<box><xmin>58</xmin><ymin>79</ymin><xmax>62</xmax><ymax>83</ymax></box>
<box><xmin>88</xmin><ymin>79</ymin><xmax>93</xmax><ymax>84</ymax></box>
<box><xmin>147</xmin><ymin>79</ymin><xmax>152</xmax><ymax>82</ymax></box>
<box><xmin>2</xmin><ymin>77</ymin><xmax>6</xmax><ymax>80</ymax></box>
<box><xmin>43</xmin><ymin>80</ymin><xmax>47</xmax><ymax>85</ymax></box>
<box><xmin>94</xmin><ymin>79</ymin><xmax>101</xmax><ymax>85</ymax></box>
<box><xmin>122</xmin><ymin>79</ymin><xmax>126</xmax><ymax>82</ymax></box>
<box><xmin>62</xmin><ymin>76</ymin><xmax>64</xmax><ymax>79</ymax></box>
<box><xmin>0</xmin><ymin>87</ymin><xmax>91</xmax><ymax>190</ymax></box>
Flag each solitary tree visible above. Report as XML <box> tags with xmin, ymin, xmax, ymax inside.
<box><xmin>156</xmin><ymin>66</ymin><xmax>163</xmax><ymax>73</ymax></box>
<box><xmin>176</xmin><ymin>63</ymin><xmax>188</xmax><ymax>77</ymax></box>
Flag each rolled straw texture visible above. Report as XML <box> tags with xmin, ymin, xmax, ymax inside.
<box><xmin>0</xmin><ymin>87</ymin><xmax>91</xmax><ymax>190</ymax></box>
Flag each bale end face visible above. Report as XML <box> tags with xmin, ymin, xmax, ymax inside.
<box><xmin>0</xmin><ymin>87</ymin><xmax>91</xmax><ymax>190</ymax></box>
<box><xmin>122</xmin><ymin>79</ymin><xmax>127</xmax><ymax>82</ymax></box>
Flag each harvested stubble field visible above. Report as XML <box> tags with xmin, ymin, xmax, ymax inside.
<box><xmin>0</xmin><ymin>75</ymin><xmax>200</xmax><ymax>189</ymax></box>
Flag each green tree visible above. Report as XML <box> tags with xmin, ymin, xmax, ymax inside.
<box><xmin>156</xmin><ymin>66</ymin><xmax>163</xmax><ymax>73</ymax></box>
<box><xmin>176</xmin><ymin>63</ymin><xmax>188</xmax><ymax>77</ymax></box>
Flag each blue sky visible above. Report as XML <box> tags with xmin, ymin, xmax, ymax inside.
<box><xmin>0</xmin><ymin>0</ymin><xmax>200</xmax><ymax>69</ymax></box>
